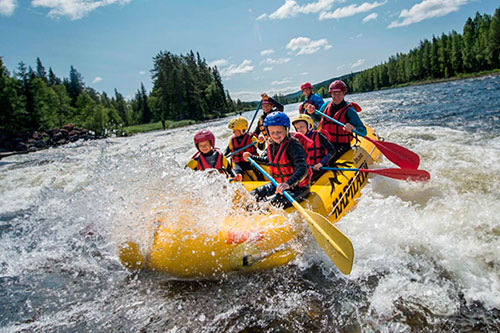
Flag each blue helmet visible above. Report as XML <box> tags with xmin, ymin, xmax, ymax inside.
<box><xmin>264</xmin><ymin>112</ymin><xmax>290</xmax><ymax>129</ymax></box>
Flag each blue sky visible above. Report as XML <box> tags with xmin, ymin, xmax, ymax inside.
<box><xmin>1</xmin><ymin>0</ymin><xmax>498</xmax><ymax>101</ymax></box>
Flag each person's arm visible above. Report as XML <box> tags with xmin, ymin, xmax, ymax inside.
<box><xmin>224</xmin><ymin>142</ymin><xmax>231</xmax><ymax>156</ymax></box>
<box><xmin>285</xmin><ymin>140</ymin><xmax>308</xmax><ymax>187</ymax></box>
<box><xmin>251</xmin><ymin>135</ymin><xmax>266</xmax><ymax>151</ymax></box>
<box><xmin>317</xmin><ymin>132</ymin><xmax>336</xmax><ymax>166</ymax></box>
<box><xmin>311</xmin><ymin>94</ymin><xmax>325</xmax><ymax>110</ymax></box>
<box><xmin>346</xmin><ymin>108</ymin><xmax>367</xmax><ymax>136</ymax></box>
<box><xmin>252</xmin><ymin>116</ymin><xmax>262</xmax><ymax>136</ymax></box>
<box><xmin>185</xmin><ymin>158</ymin><xmax>198</xmax><ymax>170</ymax></box>
<box><xmin>222</xmin><ymin>156</ymin><xmax>237</xmax><ymax>177</ymax></box>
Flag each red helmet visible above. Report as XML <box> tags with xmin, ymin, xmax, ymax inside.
<box><xmin>300</xmin><ymin>82</ymin><xmax>313</xmax><ymax>91</ymax></box>
<box><xmin>194</xmin><ymin>129</ymin><xmax>215</xmax><ymax>148</ymax></box>
<box><xmin>261</xmin><ymin>99</ymin><xmax>272</xmax><ymax>106</ymax></box>
<box><xmin>329</xmin><ymin>80</ymin><xmax>347</xmax><ymax>93</ymax></box>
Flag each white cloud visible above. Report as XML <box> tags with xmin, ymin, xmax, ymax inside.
<box><xmin>139</xmin><ymin>70</ymin><xmax>146</xmax><ymax>75</ymax></box>
<box><xmin>260</xmin><ymin>49</ymin><xmax>275</xmax><ymax>56</ymax></box>
<box><xmin>301</xmin><ymin>72</ymin><xmax>309</xmax><ymax>76</ymax></box>
<box><xmin>92</xmin><ymin>76</ymin><xmax>102</xmax><ymax>84</ymax></box>
<box><xmin>271</xmin><ymin>78</ymin><xmax>292</xmax><ymax>86</ymax></box>
<box><xmin>31</xmin><ymin>0</ymin><xmax>132</xmax><ymax>20</ymax></box>
<box><xmin>286</xmin><ymin>37</ymin><xmax>332</xmax><ymax>55</ymax></box>
<box><xmin>388</xmin><ymin>0</ymin><xmax>468</xmax><ymax>28</ymax></box>
<box><xmin>263</xmin><ymin>66</ymin><xmax>273</xmax><ymax>72</ymax></box>
<box><xmin>0</xmin><ymin>0</ymin><xmax>16</xmax><ymax>16</ymax></box>
<box><xmin>260</xmin><ymin>57</ymin><xmax>291</xmax><ymax>65</ymax></box>
<box><xmin>220</xmin><ymin>59</ymin><xmax>254</xmax><ymax>78</ymax></box>
<box><xmin>337</xmin><ymin>64</ymin><xmax>346</xmax><ymax>71</ymax></box>
<box><xmin>351</xmin><ymin>59</ymin><xmax>366</xmax><ymax>68</ymax></box>
<box><xmin>363</xmin><ymin>12</ymin><xmax>377</xmax><ymax>22</ymax></box>
<box><xmin>208</xmin><ymin>58</ymin><xmax>228</xmax><ymax>68</ymax></box>
<box><xmin>319</xmin><ymin>1</ymin><xmax>386</xmax><ymax>20</ymax></box>
<box><xmin>258</xmin><ymin>0</ymin><xmax>336</xmax><ymax>20</ymax></box>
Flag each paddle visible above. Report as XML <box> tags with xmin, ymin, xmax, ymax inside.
<box><xmin>247</xmin><ymin>101</ymin><xmax>262</xmax><ymax>136</ymax></box>
<box><xmin>315</xmin><ymin>110</ymin><xmax>420</xmax><ymax>169</ymax></box>
<box><xmin>247</xmin><ymin>157</ymin><xmax>354</xmax><ymax>275</ymax></box>
<box><xmin>319</xmin><ymin>167</ymin><xmax>430</xmax><ymax>181</ymax></box>
<box><xmin>226</xmin><ymin>141</ymin><xmax>258</xmax><ymax>158</ymax></box>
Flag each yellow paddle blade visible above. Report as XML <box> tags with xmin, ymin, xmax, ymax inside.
<box><xmin>292</xmin><ymin>201</ymin><xmax>354</xmax><ymax>275</ymax></box>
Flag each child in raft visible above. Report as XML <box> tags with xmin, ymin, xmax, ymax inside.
<box><xmin>224</xmin><ymin>116</ymin><xmax>265</xmax><ymax>181</ymax></box>
<box><xmin>186</xmin><ymin>129</ymin><xmax>241</xmax><ymax>181</ymax></box>
<box><xmin>243</xmin><ymin>112</ymin><xmax>311</xmax><ymax>208</ymax></box>
<box><xmin>291</xmin><ymin>114</ymin><xmax>336</xmax><ymax>182</ymax></box>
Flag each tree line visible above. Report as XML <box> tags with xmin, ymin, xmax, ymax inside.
<box><xmin>0</xmin><ymin>50</ymin><xmax>237</xmax><ymax>136</ymax></box>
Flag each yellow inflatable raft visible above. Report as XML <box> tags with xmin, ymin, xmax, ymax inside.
<box><xmin>119</xmin><ymin>126</ymin><xmax>382</xmax><ymax>278</ymax></box>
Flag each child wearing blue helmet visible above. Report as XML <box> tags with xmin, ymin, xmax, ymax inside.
<box><xmin>243</xmin><ymin>112</ymin><xmax>311</xmax><ymax>208</ymax></box>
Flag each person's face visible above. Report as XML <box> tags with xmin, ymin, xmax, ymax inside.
<box><xmin>198</xmin><ymin>141</ymin><xmax>212</xmax><ymax>154</ymax></box>
<box><xmin>330</xmin><ymin>91</ymin><xmax>345</xmax><ymax>104</ymax></box>
<box><xmin>293</xmin><ymin>121</ymin><xmax>308</xmax><ymax>135</ymax></box>
<box><xmin>268</xmin><ymin>125</ymin><xmax>287</xmax><ymax>144</ymax></box>
<box><xmin>233</xmin><ymin>129</ymin><xmax>243</xmax><ymax>137</ymax></box>
<box><xmin>262</xmin><ymin>103</ymin><xmax>272</xmax><ymax>113</ymax></box>
<box><xmin>302</xmin><ymin>87</ymin><xmax>312</xmax><ymax>98</ymax></box>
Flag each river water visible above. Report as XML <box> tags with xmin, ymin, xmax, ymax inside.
<box><xmin>1</xmin><ymin>75</ymin><xmax>499</xmax><ymax>332</ymax></box>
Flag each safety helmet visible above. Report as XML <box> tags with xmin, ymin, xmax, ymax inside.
<box><xmin>292</xmin><ymin>114</ymin><xmax>314</xmax><ymax>129</ymax></box>
<box><xmin>228</xmin><ymin>117</ymin><xmax>248</xmax><ymax>131</ymax></box>
<box><xmin>300</xmin><ymin>82</ymin><xmax>313</xmax><ymax>91</ymax></box>
<box><xmin>194</xmin><ymin>129</ymin><xmax>215</xmax><ymax>148</ymax></box>
<box><xmin>264</xmin><ymin>112</ymin><xmax>290</xmax><ymax>129</ymax></box>
<box><xmin>329</xmin><ymin>80</ymin><xmax>347</xmax><ymax>93</ymax></box>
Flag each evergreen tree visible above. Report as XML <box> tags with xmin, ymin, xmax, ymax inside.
<box><xmin>140</xmin><ymin>83</ymin><xmax>152</xmax><ymax>124</ymax></box>
<box><xmin>67</xmin><ymin>66</ymin><xmax>84</xmax><ymax>106</ymax></box>
<box><xmin>0</xmin><ymin>57</ymin><xmax>26</xmax><ymax>133</ymax></box>
<box><xmin>36</xmin><ymin>58</ymin><xmax>47</xmax><ymax>82</ymax></box>
<box><xmin>48</xmin><ymin>67</ymin><xmax>61</xmax><ymax>86</ymax></box>
<box><xmin>462</xmin><ymin>17</ymin><xmax>477</xmax><ymax>72</ymax></box>
<box><xmin>113</xmin><ymin>89</ymin><xmax>129</xmax><ymax>125</ymax></box>
<box><xmin>489</xmin><ymin>8</ymin><xmax>500</xmax><ymax>68</ymax></box>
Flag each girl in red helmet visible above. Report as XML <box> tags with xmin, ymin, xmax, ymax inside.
<box><xmin>252</xmin><ymin>93</ymin><xmax>284</xmax><ymax>141</ymax></box>
<box><xmin>299</xmin><ymin>82</ymin><xmax>325</xmax><ymax>128</ymax></box>
<box><xmin>306</xmin><ymin>80</ymin><xmax>366</xmax><ymax>161</ymax></box>
<box><xmin>186</xmin><ymin>129</ymin><xmax>241</xmax><ymax>181</ymax></box>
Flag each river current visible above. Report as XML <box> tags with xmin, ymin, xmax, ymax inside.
<box><xmin>1</xmin><ymin>75</ymin><xmax>499</xmax><ymax>332</ymax></box>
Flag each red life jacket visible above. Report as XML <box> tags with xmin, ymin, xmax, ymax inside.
<box><xmin>230</xmin><ymin>133</ymin><xmax>257</xmax><ymax>164</ymax></box>
<box><xmin>306</xmin><ymin>130</ymin><xmax>328</xmax><ymax>165</ymax></box>
<box><xmin>320</xmin><ymin>101</ymin><xmax>362</xmax><ymax>144</ymax></box>
<box><xmin>267</xmin><ymin>137</ymin><xmax>311</xmax><ymax>188</ymax></box>
<box><xmin>195</xmin><ymin>150</ymin><xmax>224</xmax><ymax>173</ymax></box>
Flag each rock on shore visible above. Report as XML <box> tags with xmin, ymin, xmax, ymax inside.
<box><xmin>0</xmin><ymin>124</ymin><xmax>99</xmax><ymax>159</ymax></box>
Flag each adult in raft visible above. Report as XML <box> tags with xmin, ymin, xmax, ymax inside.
<box><xmin>253</xmin><ymin>93</ymin><xmax>284</xmax><ymax>141</ymax></box>
<box><xmin>186</xmin><ymin>129</ymin><xmax>241</xmax><ymax>180</ymax></box>
<box><xmin>298</xmin><ymin>82</ymin><xmax>324</xmax><ymax>128</ymax></box>
<box><xmin>243</xmin><ymin>112</ymin><xmax>311</xmax><ymax>208</ymax></box>
<box><xmin>306</xmin><ymin>80</ymin><xmax>366</xmax><ymax>161</ymax></box>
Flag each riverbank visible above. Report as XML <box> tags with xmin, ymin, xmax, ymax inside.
<box><xmin>120</xmin><ymin>119</ymin><xmax>197</xmax><ymax>136</ymax></box>
<box><xmin>0</xmin><ymin>124</ymin><xmax>99</xmax><ymax>160</ymax></box>
<box><xmin>385</xmin><ymin>69</ymin><xmax>500</xmax><ymax>91</ymax></box>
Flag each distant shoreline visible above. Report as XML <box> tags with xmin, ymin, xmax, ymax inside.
<box><xmin>376</xmin><ymin>69</ymin><xmax>500</xmax><ymax>92</ymax></box>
